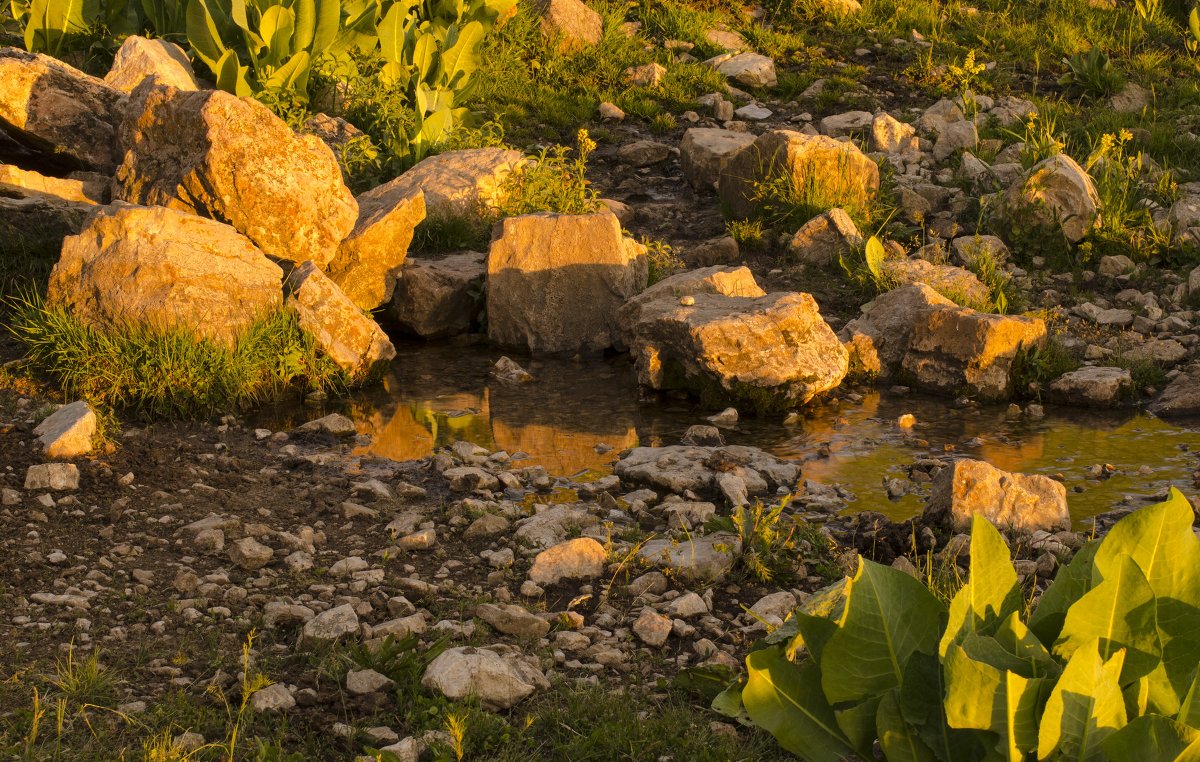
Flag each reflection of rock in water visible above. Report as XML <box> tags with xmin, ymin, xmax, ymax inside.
<box><xmin>488</xmin><ymin>362</ymin><xmax>641</xmax><ymax>475</ymax></box>
<box><xmin>356</xmin><ymin>390</ymin><xmax>493</xmax><ymax>463</ymax></box>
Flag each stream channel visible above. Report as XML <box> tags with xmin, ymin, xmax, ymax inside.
<box><xmin>259</xmin><ymin>342</ymin><xmax>1200</xmax><ymax>529</ymax></box>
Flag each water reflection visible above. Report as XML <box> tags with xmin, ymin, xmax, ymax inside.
<box><xmin>258</xmin><ymin>342</ymin><xmax>1200</xmax><ymax>527</ymax></box>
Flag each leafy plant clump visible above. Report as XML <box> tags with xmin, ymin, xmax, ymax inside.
<box><xmin>7</xmin><ymin>296</ymin><xmax>349</xmax><ymax>419</ymax></box>
<box><xmin>719</xmin><ymin>489</ymin><xmax>1200</xmax><ymax>762</ymax></box>
<box><xmin>495</xmin><ymin>129</ymin><xmax>603</xmax><ymax>217</ymax></box>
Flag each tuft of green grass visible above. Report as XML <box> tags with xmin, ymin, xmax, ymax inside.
<box><xmin>7</xmin><ymin>295</ymin><xmax>350</xmax><ymax>420</ymax></box>
<box><xmin>643</xmin><ymin>238</ymin><xmax>686</xmax><ymax>285</ymax></box>
<box><xmin>1011</xmin><ymin>338</ymin><xmax>1084</xmax><ymax>396</ymax></box>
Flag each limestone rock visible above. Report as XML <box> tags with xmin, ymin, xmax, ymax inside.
<box><xmin>720</xmin><ymin>130</ymin><xmax>879</xmax><ymax>221</ymax></box>
<box><xmin>616</xmin><ymin>139</ymin><xmax>671</xmax><ymax>167</ymax></box>
<box><xmin>819</xmin><ymin>110</ymin><xmax>873</xmax><ymax>138</ymax></box>
<box><xmin>707</xmin><ymin>52</ymin><xmax>777</xmax><ymax>88</ymax></box>
<box><xmin>679</xmin><ymin>128</ymin><xmax>757</xmax><ymax>192</ymax></box>
<box><xmin>0</xmin><ymin>164</ymin><xmax>109</xmax><ymax>204</ymax></box>
<box><xmin>614</xmin><ymin>445</ymin><xmax>799</xmax><ymax>495</ymax></box>
<box><xmin>633</xmin><ymin>609</ymin><xmax>672</xmax><ymax>646</ymax></box>
<box><xmin>391</xmin><ymin>251</ymin><xmax>486</xmax><ymax>338</ymax></box>
<box><xmin>104</xmin><ymin>36</ymin><xmax>199</xmax><ymax>93</ymax></box>
<box><xmin>285</xmin><ymin>262</ymin><xmax>395</xmax><ymax>381</ymax></box>
<box><xmin>116</xmin><ymin>82</ymin><xmax>356</xmax><ymax>266</ymax></box>
<box><xmin>370</xmin><ymin>148</ymin><xmax>523</xmax><ymax>221</ymax></box>
<box><xmin>900</xmin><ymin>306</ymin><xmax>1045</xmax><ymax>401</ymax></box>
<box><xmin>932</xmin><ymin>120</ymin><xmax>978</xmax><ymax>162</ymax></box>
<box><xmin>47</xmin><ymin>204</ymin><xmax>283</xmax><ymax>346</ymax></box>
<box><xmin>476</xmin><ymin>603</ymin><xmax>551</xmax><ymax>639</ymax></box>
<box><xmin>251</xmin><ymin>683</ymin><xmax>295</xmax><ymax>712</ymax></box>
<box><xmin>302</xmin><ymin>603</ymin><xmax>359</xmax><ymax>642</ymax></box>
<box><xmin>618</xmin><ymin>265</ymin><xmax>764</xmax><ymax>338</ymax></box>
<box><xmin>34</xmin><ymin>401</ymin><xmax>97</xmax><ymax>459</ymax></box>
<box><xmin>487</xmin><ymin>211</ymin><xmax>647</xmax><ymax>354</ymax></box>
<box><xmin>327</xmin><ymin>187</ymin><xmax>426</xmax><ymax>310</ymax></box>
<box><xmin>228</xmin><ymin>537</ymin><xmax>273</xmax><ymax>570</ymax></box>
<box><xmin>346</xmin><ymin>669</ymin><xmax>395</xmax><ymax>695</ymax></box>
<box><xmin>840</xmin><ymin>284</ymin><xmax>955</xmax><ymax>378</ymax></box>
<box><xmin>950</xmin><ymin>235</ymin><xmax>1009</xmax><ymax>268</ymax></box>
<box><xmin>924</xmin><ymin>459</ymin><xmax>1069</xmax><ymax>532</ymax></box>
<box><xmin>625</xmin><ymin>291</ymin><xmax>848</xmax><ymax>411</ymax></box>
<box><xmin>871</xmin><ymin>113</ymin><xmax>918</xmax><ymax>154</ymax></box>
<box><xmin>637</xmin><ymin>532</ymin><xmax>741</xmax><ymax>582</ymax></box>
<box><xmin>1000</xmin><ymin>154</ymin><xmax>1100</xmax><ymax>243</ymax></box>
<box><xmin>0</xmin><ymin>48</ymin><xmax>125</xmax><ymax>172</ymax></box>
<box><xmin>528</xmin><ymin>537</ymin><xmax>607</xmax><ymax>585</ymax></box>
<box><xmin>25</xmin><ymin>463</ymin><xmax>80</xmax><ymax>490</ymax></box>
<box><xmin>531</xmin><ymin>0</ymin><xmax>602</xmax><ymax>51</ymax></box>
<box><xmin>1148</xmin><ymin>367</ymin><xmax>1200</xmax><ymax>418</ymax></box>
<box><xmin>787</xmin><ymin>209</ymin><xmax>864</xmax><ymax>266</ymax></box>
<box><xmin>1047</xmin><ymin>367</ymin><xmax>1132</xmax><ymax>408</ymax></box>
<box><xmin>422</xmin><ymin>647</ymin><xmax>543</xmax><ymax>710</ymax></box>
<box><xmin>880</xmin><ymin>257</ymin><xmax>991</xmax><ymax>306</ymax></box>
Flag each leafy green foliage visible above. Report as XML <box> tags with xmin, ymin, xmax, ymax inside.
<box><xmin>494</xmin><ymin>129</ymin><xmax>602</xmax><ymax>216</ymax></box>
<box><xmin>1060</xmin><ymin>48</ymin><xmax>1124</xmax><ymax>98</ymax></box>
<box><xmin>7</xmin><ymin>294</ymin><xmax>349</xmax><ymax>419</ymax></box>
<box><xmin>722</xmin><ymin>492</ymin><xmax>1200</xmax><ymax>761</ymax></box>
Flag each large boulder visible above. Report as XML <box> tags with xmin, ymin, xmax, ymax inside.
<box><xmin>326</xmin><ymin>187</ymin><xmax>426</xmax><ymax>310</ymax></box>
<box><xmin>900</xmin><ymin>305</ymin><xmax>1046</xmax><ymax>401</ymax></box>
<box><xmin>487</xmin><ymin>211</ymin><xmax>647</xmax><ymax>354</ymax></box>
<box><xmin>116</xmin><ymin>82</ymin><xmax>357</xmax><ymax>267</ymax></box>
<box><xmin>924</xmin><ymin>459</ymin><xmax>1070</xmax><ymax>532</ymax></box>
<box><xmin>47</xmin><ymin>204</ymin><xmax>283</xmax><ymax>346</ymax></box>
<box><xmin>1148</xmin><ymin>366</ymin><xmax>1200</xmax><ymax>418</ymax></box>
<box><xmin>626</xmin><ymin>291</ymin><xmax>848</xmax><ymax>411</ymax></box>
<box><xmin>104</xmin><ymin>36</ymin><xmax>199</xmax><ymax>93</ymax></box>
<box><xmin>1000</xmin><ymin>154</ymin><xmax>1100</xmax><ymax>243</ymax></box>
<box><xmin>0</xmin><ymin>48</ymin><xmax>125</xmax><ymax>172</ymax></box>
<box><xmin>719</xmin><ymin>130</ymin><xmax>879</xmax><ymax>221</ymax></box>
<box><xmin>617</xmin><ymin>265</ymin><xmax>764</xmax><ymax>338</ymax></box>
<box><xmin>285</xmin><ymin>261</ymin><xmax>395</xmax><ymax>381</ymax></box>
<box><xmin>372</xmin><ymin>148</ymin><xmax>524</xmax><ymax>221</ymax></box>
<box><xmin>679</xmin><ymin>128</ymin><xmax>756</xmax><ymax>192</ymax></box>
<box><xmin>530</xmin><ymin>0</ymin><xmax>602</xmax><ymax>51</ymax></box>
<box><xmin>840</xmin><ymin>284</ymin><xmax>955</xmax><ymax>378</ymax></box>
<box><xmin>391</xmin><ymin>251</ymin><xmax>486</xmax><ymax>338</ymax></box>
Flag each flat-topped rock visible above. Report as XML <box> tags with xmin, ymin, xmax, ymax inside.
<box><xmin>391</xmin><ymin>251</ymin><xmax>486</xmax><ymax>338</ymax></box>
<box><xmin>679</xmin><ymin>128</ymin><xmax>757</xmax><ymax>191</ymax></box>
<box><xmin>1047</xmin><ymin>366</ymin><xmax>1132</xmax><ymax>408</ymax></box>
<box><xmin>925</xmin><ymin>459</ymin><xmax>1069</xmax><ymax>532</ymax></box>
<box><xmin>615</xmin><ymin>445</ymin><xmax>799</xmax><ymax>496</ymax></box>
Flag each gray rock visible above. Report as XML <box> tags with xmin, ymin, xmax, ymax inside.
<box><xmin>228</xmin><ymin>537</ymin><xmax>273</xmax><ymax>570</ymax></box>
<box><xmin>637</xmin><ymin>533</ymin><xmax>742</xmax><ymax>582</ymax></box>
<box><xmin>251</xmin><ymin>683</ymin><xmax>295</xmax><ymax>712</ymax></box>
<box><xmin>633</xmin><ymin>608</ymin><xmax>672</xmax><ymax>646</ymax></box>
<box><xmin>24</xmin><ymin>463</ymin><xmax>79</xmax><ymax>490</ymax></box>
<box><xmin>1047</xmin><ymin>367</ymin><xmax>1132</xmax><ymax>408</ymax></box>
<box><xmin>476</xmin><ymin>603</ymin><xmax>551</xmax><ymax>639</ymax></box>
<box><xmin>302</xmin><ymin>603</ymin><xmax>359</xmax><ymax>642</ymax></box>
<box><xmin>421</xmin><ymin>647</ymin><xmax>544</xmax><ymax>710</ymax></box>
<box><xmin>346</xmin><ymin>668</ymin><xmax>395</xmax><ymax>695</ymax></box>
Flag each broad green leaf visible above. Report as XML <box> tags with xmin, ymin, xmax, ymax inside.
<box><xmin>901</xmin><ymin>651</ymin><xmax>978</xmax><ymax>762</ymax></box>
<box><xmin>293</xmin><ymin>0</ymin><xmax>316</xmax><ymax>49</ymax></box>
<box><xmin>821</xmin><ymin>559</ymin><xmax>946</xmax><ymax>704</ymax></box>
<box><xmin>1054</xmin><ymin>553</ymin><xmax>1161</xmax><ymax>683</ymax></box>
<box><xmin>214</xmin><ymin>48</ymin><xmax>252</xmax><ymax>96</ymax></box>
<box><xmin>186</xmin><ymin>0</ymin><xmax>229</xmax><ymax>70</ymax></box>
<box><xmin>438</xmin><ymin>18</ymin><xmax>482</xmax><ymax>82</ymax></box>
<box><xmin>1037</xmin><ymin>640</ymin><xmax>1127</xmax><ymax>761</ymax></box>
<box><xmin>1094</xmin><ymin>488</ymin><xmax>1200</xmax><ymax>603</ymax></box>
<box><xmin>941</xmin><ymin>514</ymin><xmax>1022</xmax><ymax>656</ymax></box>
<box><xmin>835</xmin><ymin>697</ymin><xmax>881</xmax><ymax>758</ymax></box>
<box><xmin>741</xmin><ymin>648</ymin><xmax>854</xmax><ymax>762</ymax></box>
<box><xmin>259</xmin><ymin>5</ymin><xmax>295</xmax><ymax>68</ymax></box>
<box><xmin>1005</xmin><ymin>672</ymin><xmax>1049</xmax><ymax>760</ymax></box>
<box><xmin>710</xmin><ymin>680</ymin><xmax>751</xmax><ymax>727</ymax></box>
<box><xmin>865</xmin><ymin>236</ymin><xmax>886</xmax><ymax>280</ymax></box>
<box><xmin>311</xmin><ymin>0</ymin><xmax>339</xmax><ymax>51</ymax></box>
<box><xmin>787</xmin><ymin>609</ymin><xmax>839</xmax><ymax>664</ymax></box>
<box><xmin>1103</xmin><ymin>715</ymin><xmax>1200</xmax><ymax>762</ymax></box>
<box><xmin>877</xmin><ymin>688</ymin><xmax>937</xmax><ymax>762</ymax></box>
<box><xmin>377</xmin><ymin>1</ymin><xmax>407</xmax><ymax>64</ymax></box>
<box><xmin>1029</xmin><ymin>540</ymin><xmax>1098</xmax><ymax>647</ymax></box>
<box><xmin>264</xmin><ymin>50</ymin><xmax>310</xmax><ymax>92</ymax></box>
<box><xmin>411</xmin><ymin>31</ymin><xmax>437</xmax><ymax>81</ymax></box>
<box><xmin>994</xmin><ymin>612</ymin><xmax>1060</xmax><ymax>680</ymax></box>
<box><xmin>944</xmin><ymin>644</ymin><xmax>1047</xmax><ymax>761</ymax></box>
<box><xmin>771</xmin><ymin>578</ymin><xmax>845</xmax><ymax>652</ymax></box>
<box><xmin>1181</xmin><ymin>668</ymin><xmax>1200</xmax><ymax>729</ymax></box>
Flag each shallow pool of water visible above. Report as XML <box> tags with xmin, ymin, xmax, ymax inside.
<box><xmin>258</xmin><ymin>342</ymin><xmax>1200</xmax><ymax>528</ymax></box>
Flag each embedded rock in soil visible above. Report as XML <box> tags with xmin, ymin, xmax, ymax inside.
<box><xmin>880</xmin><ymin>257</ymin><xmax>990</xmax><ymax>306</ymax></box>
<box><xmin>871</xmin><ymin>113</ymin><xmax>919</xmax><ymax>154</ymax></box>
<box><xmin>475</xmin><ymin>603</ymin><xmax>551</xmax><ymax>639</ymax></box>
<box><xmin>616</xmin><ymin>139</ymin><xmax>672</xmax><ymax>167</ymax></box>
<box><xmin>391</xmin><ymin>251</ymin><xmax>486</xmax><ymax>338</ymax></box>
<box><xmin>950</xmin><ymin>235</ymin><xmax>1009</xmax><ymax>268</ymax></box>
<box><xmin>1047</xmin><ymin>366</ymin><xmax>1132</xmax><ymax>408</ymax></box>
<box><xmin>47</xmin><ymin>204</ymin><xmax>283</xmax><ymax>347</ymax></box>
<box><xmin>116</xmin><ymin>82</ymin><xmax>356</xmax><ymax>267</ymax></box>
<box><xmin>34</xmin><ymin>401</ymin><xmax>97</xmax><ymax>459</ymax></box>
<box><xmin>104</xmin><ymin>36</ymin><xmax>199</xmax><ymax>93</ymax></box>
<box><xmin>617</xmin><ymin>265</ymin><xmax>764</xmax><ymax>338</ymax></box>
<box><xmin>679</xmin><ymin>128</ymin><xmax>757</xmax><ymax>192</ymax></box>
<box><xmin>528</xmin><ymin>537</ymin><xmax>607</xmax><ymax>585</ymax></box>
<box><xmin>633</xmin><ymin>609</ymin><xmax>672</xmax><ymax>646</ymax></box>
<box><xmin>487</xmin><ymin>211</ymin><xmax>647</xmax><ymax>354</ymax></box>
<box><xmin>719</xmin><ymin>130</ymin><xmax>879</xmax><ymax>221</ymax></box>
<box><xmin>900</xmin><ymin>305</ymin><xmax>1046</xmax><ymax>401</ymax></box>
<box><xmin>999</xmin><ymin>153</ymin><xmax>1100</xmax><ymax>243</ymax></box>
<box><xmin>637</xmin><ymin>532</ymin><xmax>742</xmax><ymax>582</ymax></box>
<box><xmin>786</xmin><ymin>208</ymin><xmax>864</xmax><ymax>266</ymax></box>
<box><xmin>819</xmin><ymin>110</ymin><xmax>872</xmax><ymax>138</ymax></box>
<box><xmin>707</xmin><ymin>52</ymin><xmax>777</xmax><ymax>88</ymax></box>
<box><xmin>285</xmin><ymin>261</ymin><xmax>396</xmax><ymax>381</ymax></box>
<box><xmin>301</xmin><ymin>603</ymin><xmax>359</xmax><ymax>642</ymax></box>
<box><xmin>25</xmin><ymin>463</ymin><xmax>79</xmax><ymax>490</ymax></box>
<box><xmin>251</xmin><ymin>683</ymin><xmax>295</xmax><ymax>712</ymax></box>
<box><xmin>326</xmin><ymin>186</ymin><xmax>426</xmax><ymax>310</ymax></box>
<box><xmin>614</xmin><ymin>445</ymin><xmax>799</xmax><ymax>496</ymax></box>
<box><xmin>421</xmin><ymin>647</ymin><xmax>544</xmax><ymax>710</ymax></box>
<box><xmin>514</xmin><ymin>504</ymin><xmax>599</xmax><ymax>548</ymax></box>
<box><xmin>0</xmin><ymin>48</ymin><xmax>125</xmax><ymax>173</ymax></box>
<box><xmin>924</xmin><ymin>458</ymin><xmax>1070</xmax><ymax>532</ymax></box>
<box><xmin>370</xmin><ymin>147</ymin><xmax>523</xmax><ymax>221</ymax></box>
<box><xmin>624</xmin><ymin>291</ymin><xmax>848</xmax><ymax>411</ymax></box>
<box><xmin>1148</xmin><ymin>366</ymin><xmax>1200</xmax><ymax>418</ymax></box>
<box><xmin>228</xmin><ymin>537</ymin><xmax>273</xmax><ymax>570</ymax></box>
